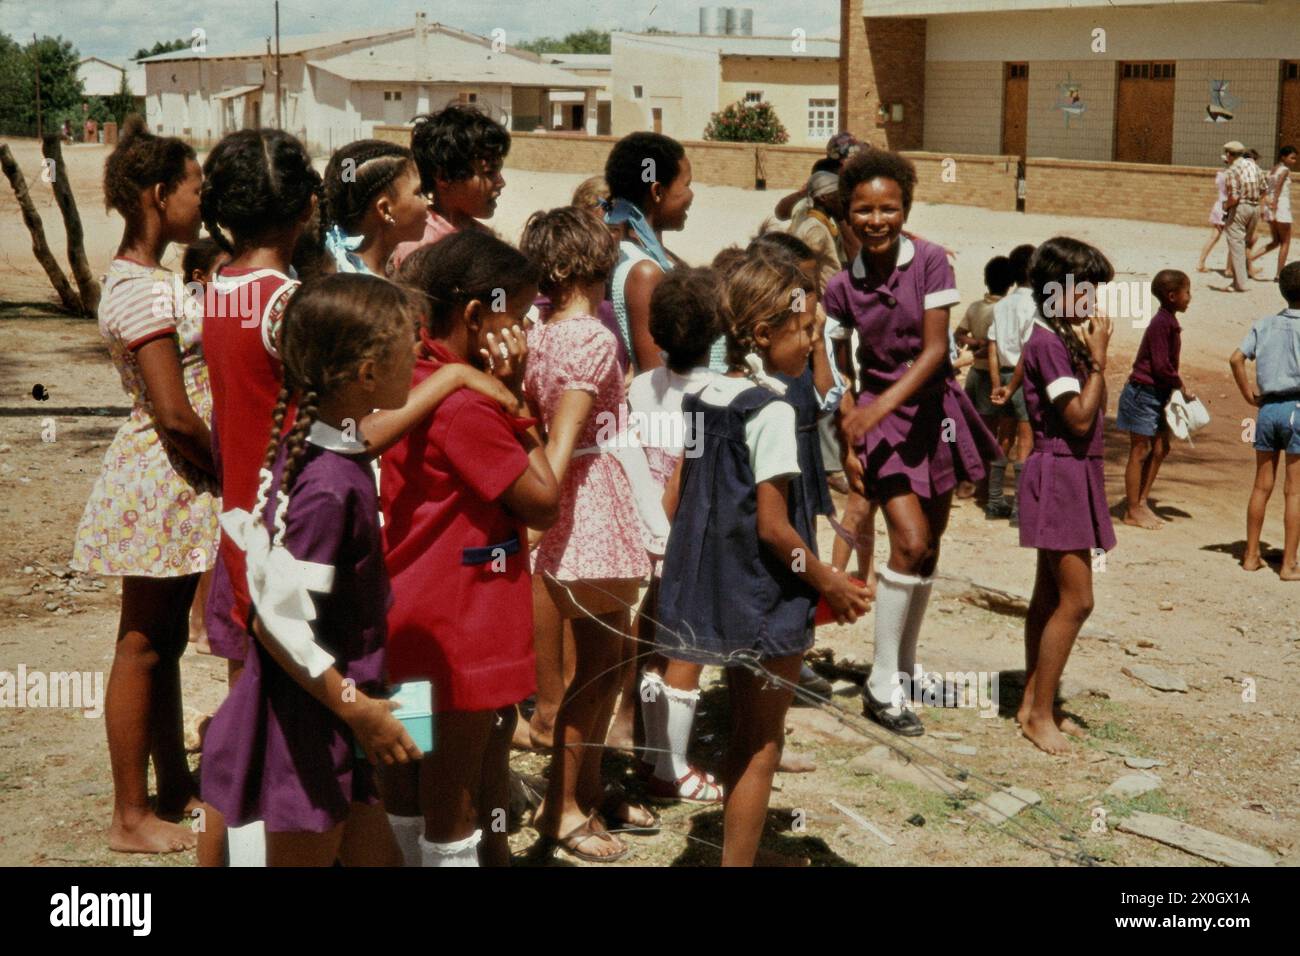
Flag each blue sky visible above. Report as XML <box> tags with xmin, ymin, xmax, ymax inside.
<box><xmin>2</xmin><ymin>0</ymin><xmax>840</xmax><ymax>63</ymax></box>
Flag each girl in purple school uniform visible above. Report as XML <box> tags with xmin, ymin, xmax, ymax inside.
<box><xmin>827</xmin><ymin>148</ymin><xmax>1000</xmax><ymax>737</ymax></box>
<box><xmin>199</xmin><ymin>274</ymin><xmax>423</xmax><ymax>866</ymax></box>
<box><xmin>998</xmin><ymin>237</ymin><xmax>1116</xmax><ymax>755</ymax></box>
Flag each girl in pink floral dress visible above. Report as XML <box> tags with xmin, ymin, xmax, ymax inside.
<box><xmin>520</xmin><ymin>207</ymin><xmax>655</xmax><ymax>863</ymax></box>
<box><xmin>70</xmin><ymin>119</ymin><xmax>219</xmax><ymax>855</ymax></box>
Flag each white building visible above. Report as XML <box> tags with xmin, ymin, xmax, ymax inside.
<box><xmin>545</xmin><ymin>54</ymin><xmax>612</xmax><ymax>134</ymax></box>
<box><xmin>77</xmin><ymin>56</ymin><xmax>147</xmax><ymax>111</ymax></box>
<box><xmin>610</xmin><ymin>31</ymin><xmax>840</xmax><ymax>147</ymax></box>
<box><xmin>140</xmin><ymin>15</ymin><xmax>602</xmax><ymax>153</ymax></box>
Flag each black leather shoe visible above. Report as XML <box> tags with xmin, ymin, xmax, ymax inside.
<box><xmin>795</xmin><ymin>662</ymin><xmax>833</xmax><ymax>704</ymax></box>
<box><xmin>862</xmin><ymin>689</ymin><xmax>925</xmax><ymax>736</ymax></box>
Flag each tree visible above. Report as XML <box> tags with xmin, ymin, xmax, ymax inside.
<box><xmin>133</xmin><ymin>38</ymin><xmax>189</xmax><ymax>61</ymax></box>
<box><xmin>0</xmin><ymin>33</ymin><xmax>83</xmax><ymax>137</ymax></box>
<box><xmin>704</xmin><ymin>100</ymin><xmax>789</xmax><ymax>145</ymax></box>
<box><xmin>517</xmin><ymin>30</ymin><xmax>610</xmax><ymax>54</ymax></box>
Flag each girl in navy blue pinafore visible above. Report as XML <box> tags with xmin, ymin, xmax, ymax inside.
<box><xmin>656</xmin><ymin>245</ymin><xmax>870</xmax><ymax>866</ymax></box>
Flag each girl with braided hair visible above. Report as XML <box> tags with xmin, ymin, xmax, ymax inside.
<box><xmin>657</xmin><ymin>244</ymin><xmax>871</xmax><ymax>866</ymax></box>
<box><xmin>318</xmin><ymin>140</ymin><xmax>428</xmax><ymax>276</ymax></box>
<box><xmin>199</xmin><ymin>274</ymin><xmax>424</xmax><ymax>866</ymax></box>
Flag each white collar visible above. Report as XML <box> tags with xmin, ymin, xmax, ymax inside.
<box><xmin>211</xmin><ymin>265</ymin><xmax>299</xmax><ymax>290</ymax></box>
<box><xmin>851</xmin><ymin>234</ymin><xmax>915</xmax><ymax>281</ymax></box>
<box><xmin>1032</xmin><ymin>317</ymin><xmax>1056</xmax><ymax>332</ymax></box>
<box><xmin>307</xmin><ymin>419</ymin><xmax>367</xmax><ymax>454</ymax></box>
<box><xmin>1281</xmin><ymin>308</ymin><xmax>1300</xmax><ymax>319</ymax></box>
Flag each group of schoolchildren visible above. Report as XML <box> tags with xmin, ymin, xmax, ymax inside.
<box><xmin>68</xmin><ymin>103</ymin><xmax>1300</xmax><ymax>868</ymax></box>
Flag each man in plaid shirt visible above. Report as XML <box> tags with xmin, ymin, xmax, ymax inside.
<box><xmin>1223</xmin><ymin>140</ymin><xmax>1266</xmax><ymax>292</ymax></box>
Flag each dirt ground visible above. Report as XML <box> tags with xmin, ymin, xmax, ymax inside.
<box><xmin>0</xmin><ymin>139</ymin><xmax>1297</xmax><ymax>867</ymax></box>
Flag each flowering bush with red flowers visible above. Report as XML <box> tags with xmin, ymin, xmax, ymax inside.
<box><xmin>703</xmin><ymin>100</ymin><xmax>789</xmax><ymax>144</ymax></box>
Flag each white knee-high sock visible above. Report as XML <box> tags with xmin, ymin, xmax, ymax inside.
<box><xmin>419</xmin><ymin>829</ymin><xmax>482</xmax><ymax>867</ymax></box>
<box><xmin>656</xmin><ymin>684</ymin><xmax>700</xmax><ymax>783</ymax></box>
<box><xmin>639</xmin><ymin>671</ymin><xmax>668</xmax><ymax>770</ymax></box>
<box><xmin>227</xmin><ymin>821</ymin><xmax>266</xmax><ymax>867</ymax></box>
<box><xmin>898</xmin><ymin>575</ymin><xmax>934</xmax><ymax>682</ymax></box>
<box><xmin>387</xmin><ymin>814</ymin><xmax>423</xmax><ymax>868</ymax></box>
<box><xmin>868</xmin><ymin>567</ymin><xmax>923</xmax><ymax>707</ymax></box>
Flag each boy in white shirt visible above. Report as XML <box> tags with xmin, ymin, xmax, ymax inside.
<box><xmin>986</xmin><ymin>244</ymin><xmax>1037</xmax><ymax>526</ymax></box>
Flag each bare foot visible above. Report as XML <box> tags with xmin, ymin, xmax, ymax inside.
<box><xmin>528</xmin><ymin>717</ymin><xmax>554</xmax><ymax>751</ymax></box>
<box><xmin>777</xmin><ymin>749</ymin><xmax>817</xmax><ymax>773</ymax></box>
<box><xmin>1021</xmin><ymin>715</ymin><xmax>1072</xmax><ymax>755</ymax></box>
<box><xmin>109</xmin><ymin>811</ymin><xmax>197</xmax><ymax>853</ymax></box>
<box><xmin>157</xmin><ymin>794</ymin><xmax>204</xmax><ymax>822</ymax></box>
<box><xmin>1196</xmin><ymin>265</ymin><xmax>1209</xmax><ymax>273</ymax></box>
<box><xmin>1056</xmin><ymin>714</ymin><xmax>1086</xmax><ymax>737</ymax></box>
<box><xmin>511</xmin><ymin>716</ymin><xmax>535</xmax><ymax>751</ymax></box>
<box><xmin>1123</xmin><ymin>504</ymin><xmax>1163</xmax><ymax>530</ymax></box>
<box><xmin>1241</xmin><ymin>554</ymin><xmax>1265</xmax><ymax>571</ymax></box>
<box><xmin>1279</xmin><ymin>563</ymin><xmax>1300</xmax><ymax>581</ymax></box>
<box><xmin>605</xmin><ymin>721</ymin><xmax>636</xmax><ymax>753</ymax></box>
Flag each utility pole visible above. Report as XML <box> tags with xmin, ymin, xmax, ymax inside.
<box><xmin>32</xmin><ymin>35</ymin><xmax>43</xmax><ymax>140</ymax></box>
<box><xmin>275</xmin><ymin>1</ymin><xmax>282</xmax><ymax>129</ymax></box>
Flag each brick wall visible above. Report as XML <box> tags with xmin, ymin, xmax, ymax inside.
<box><xmin>378</xmin><ymin>125</ymin><xmax>1223</xmax><ymax>226</ymax></box>
<box><xmin>839</xmin><ymin>1</ymin><xmax>926</xmax><ymax>151</ymax></box>
<box><xmin>1173</xmin><ymin>60</ymin><xmax>1280</xmax><ymax>167</ymax></box>
<box><xmin>376</xmin><ymin>126</ymin><xmax>1020</xmax><ymax>212</ymax></box>
<box><xmin>1024</xmin><ymin>158</ymin><xmax>1217</xmax><ymax>228</ymax></box>
<box><xmin>924</xmin><ymin>61</ymin><xmax>1003</xmax><ymax>155</ymax></box>
<box><xmin>1027</xmin><ymin>60</ymin><xmax>1117</xmax><ymax>163</ymax></box>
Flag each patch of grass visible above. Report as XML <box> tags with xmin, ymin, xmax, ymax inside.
<box><xmin>1103</xmin><ymin>790</ymin><xmax>1189</xmax><ymax>822</ymax></box>
<box><xmin>877</xmin><ymin>778</ymin><xmax>961</xmax><ymax>828</ymax></box>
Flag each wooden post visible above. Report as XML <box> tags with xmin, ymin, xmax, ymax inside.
<box><xmin>41</xmin><ymin>135</ymin><xmax>101</xmax><ymax>317</ymax></box>
<box><xmin>0</xmin><ymin>143</ymin><xmax>83</xmax><ymax>313</ymax></box>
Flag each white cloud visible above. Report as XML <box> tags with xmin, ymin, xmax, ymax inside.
<box><xmin>2</xmin><ymin>0</ymin><xmax>838</xmax><ymax>62</ymax></box>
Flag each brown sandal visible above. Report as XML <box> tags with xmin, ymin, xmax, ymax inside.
<box><xmin>542</xmin><ymin>814</ymin><xmax>629</xmax><ymax>864</ymax></box>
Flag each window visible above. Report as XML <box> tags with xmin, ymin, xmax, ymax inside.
<box><xmin>808</xmin><ymin>98</ymin><xmax>837</xmax><ymax>139</ymax></box>
<box><xmin>457</xmin><ymin>91</ymin><xmax>477</xmax><ymax>104</ymax></box>
<box><xmin>1121</xmin><ymin>62</ymin><xmax>1175</xmax><ymax>80</ymax></box>
<box><xmin>745</xmin><ymin>90</ymin><xmax>763</xmax><ymax>104</ymax></box>
<box><xmin>633</xmin><ymin>85</ymin><xmax>643</xmax><ymax>99</ymax></box>
<box><xmin>383</xmin><ymin>90</ymin><xmax>403</xmax><ymax>102</ymax></box>
<box><xmin>1285</xmin><ymin>61</ymin><xmax>1299</xmax><ymax>81</ymax></box>
<box><xmin>1007</xmin><ymin>63</ymin><xmax>1028</xmax><ymax>80</ymax></box>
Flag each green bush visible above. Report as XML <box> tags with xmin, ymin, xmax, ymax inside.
<box><xmin>703</xmin><ymin>100</ymin><xmax>788</xmax><ymax>145</ymax></box>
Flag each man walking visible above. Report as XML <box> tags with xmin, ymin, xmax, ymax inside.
<box><xmin>1223</xmin><ymin>140</ymin><xmax>1267</xmax><ymax>292</ymax></box>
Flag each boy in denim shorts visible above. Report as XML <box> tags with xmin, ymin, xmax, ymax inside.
<box><xmin>1230</xmin><ymin>260</ymin><xmax>1300</xmax><ymax>579</ymax></box>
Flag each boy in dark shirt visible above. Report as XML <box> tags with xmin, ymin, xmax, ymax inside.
<box><xmin>1116</xmin><ymin>270</ymin><xmax>1195</xmax><ymax>530</ymax></box>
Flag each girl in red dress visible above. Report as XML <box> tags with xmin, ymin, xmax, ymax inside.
<box><xmin>379</xmin><ymin>232</ymin><xmax>559</xmax><ymax>866</ymax></box>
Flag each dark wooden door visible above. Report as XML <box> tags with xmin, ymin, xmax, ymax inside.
<box><xmin>1115</xmin><ymin>61</ymin><xmax>1175</xmax><ymax>164</ymax></box>
<box><xmin>1001</xmin><ymin>63</ymin><xmax>1028</xmax><ymax>157</ymax></box>
<box><xmin>1280</xmin><ymin>62</ymin><xmax>1300</xmax><ymax>153</ymax></box>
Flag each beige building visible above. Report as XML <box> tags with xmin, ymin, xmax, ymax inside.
<box><xmin>611</xmin><ymin>31</ymin><xmax>840</xmax><ymax>148</ymax></box>
<box><xmin>545</xmin><ymin>54</ymin><xmax>612</xmax><ymax>134</ymax></box>
<box><xmin>140</xmin><ymin>15</ymin><xmax>601</xmax><ymax>153</ymax></box>
<box><xmin>844</xmin><ymin>0</ymin><xmax>1300</xmax><ymax>166</ymax></box>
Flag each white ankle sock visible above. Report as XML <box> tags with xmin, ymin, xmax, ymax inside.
<box><xmin>387</xmin><ymin>814</ymin><xmax>423</xmax><ymax>868</ymax></box>
<box><xmin>419</xmin><ymin>829</ymin><xmax>482</xmax><ymax>867</ymax></box>
<box><xmin>868</xmin><ymin>567</ymin><xmax>922</xmax><ymax>707</ymax></box>
<box><xmin>898</xmin><ymin>575</ymin><xmax>934</xmax><ymax>681</ymax></box>
<box><xmin>639</xmin><ymin>671</ymin><xmax>668</xmax><ymax>770</ymax></box>
<box><xmin>655</xmin><ymin>684</ymin><xmax>700</xmax><ymax>782</ymax></box>
<box><xmin>227</xmin><ymin>821</ymin><xmax>266</xmax><ymax>867</ymax></box>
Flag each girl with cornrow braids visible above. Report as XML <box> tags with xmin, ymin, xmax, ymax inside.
<box><xmin>200</xmin><ymin>274</ymin><xmax>425</xmax><ymax>866</ymax></box>
<box><xmin>657</xmin><ymin>244</ymin><xmax>870</xmax><ymax>865</ymax></box>
<box><xmin>318</xmin><ymin>140</ymin><xmax>428</xmax><ymax>276</ymax></box>
<box><xmin>198</xmin><ymin>131</ymin><xmax>515</xmax><ymax>866</ymax></box>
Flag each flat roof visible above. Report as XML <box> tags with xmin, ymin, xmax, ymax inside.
<box><xmin>612</xmin><ymin>31</ymin><xmax>838</xmax><ymax>59</ymax></box>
